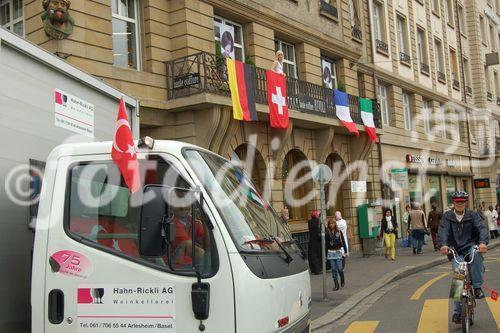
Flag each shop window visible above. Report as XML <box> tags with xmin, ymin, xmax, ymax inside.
<box><xmin>445</xmin><ymin>176</ymin><xmax>456</xmax><ymax>207</ymax></box>
<box><xmin>214</xmin><ymin>16</ymin><xmax>244</xmax><ymax>61</ymax></box>
<box><xmin>0</xmin><ymin>0</ymin><xmax>23</xmax><ymax>36</ymax></box>
<box><xmin>275</xmin><ymin>39</ymin><xmax>297</xmax><ymax>78</ymax></box>
<box><xmin>427</xmin><ymin>175</ymin><xmax>442</xmax><ymax>210</ymax></box>
<box><xmin>321</xmin><ymin>57</ymin><xmax>338</xmax><ymax>89</ymax></box>
<box><xmin>409</xmin><ymin>174</ymin><xmax>423</xmax><ymax>207</ymax></box>
<box><xmin>112</xmin><ymin>0</ymin><xmax>140</xmax><ymax>69</ymax></box>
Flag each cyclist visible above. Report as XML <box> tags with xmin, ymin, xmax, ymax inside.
<box><xmin>438</xmin><ymin>191</ymin><xmax>489</xmax><ymax>324</ymax></box>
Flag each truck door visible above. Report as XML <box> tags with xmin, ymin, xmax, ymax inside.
<box><xmin>42</xmin><ymin>154</ymin><xmax>235</xmax><ymax>333</ymax></box>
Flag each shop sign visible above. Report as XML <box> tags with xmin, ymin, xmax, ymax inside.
<box><xmin>446</xmin><ymin>159</ymin><xmax>458</xmax><ymax>167</ymax></box>
<box><xmin>173</xmin><ymin>73</ymin><xmax>200</xmax><ymax>90</ymax></box>
<box><xmin>298</xmin><ymin>94</ymin><xmax>326</xmax><ymax>114</ymax></box>
<box><xmin>474</xmin><ymin>178</ymin><xmax>491</xmax><ymax>189</ymax></box>
<box><xmin>390</xmin><ymin>168</ymin><xmax>409</xmax><ymax>190</ymax></box>
<box><xmin>406</xmin><ymin>154</ymin><xmax>424</xmax><ymax>163</ymax></box>
<box><xmin>351</xmin><ymin>180</ymin><xmax>367</xmax><ymax>193</ymax></box>
<box><xmin>428</xmin><ymin>157</ymin><xmax>443</xmax><ymax>165</ymax></box>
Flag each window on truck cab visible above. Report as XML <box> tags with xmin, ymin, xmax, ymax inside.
<box><xmin>64</xmin><ymin>155</ymin><xmax>218</xmax><ymax>277</ymax></box>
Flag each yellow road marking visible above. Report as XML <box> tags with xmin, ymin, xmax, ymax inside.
<box><xmin>416</xmin><ymin>299</ymin><xmax>448</xmax><ymax>333</ymax></box>
<box><xmin>486</xmin><ymin>297</ymin><xmax>500</xmax><ymax>331</ymax></box>
<box><xmin>344</xmin><ymin>321</ymin><xmax>379</xmax><ymax>333</ymax></box>
<box><xmin>410</xmin><ymin>273</ymin><xmax>450</xmax><ymax>300</ymax></box>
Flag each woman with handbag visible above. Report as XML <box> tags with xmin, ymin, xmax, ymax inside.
<box><xmin>379</xmin><ymin>208</ymin><xmax>398</xmax><ymax>261</ymax></box>
<box><xmin>307</xmin><ymin>210</ymin><xmax>322</xmax><ymax>274</ymax></box>
<box><xmin>326</xmin><ymin>218</ymin><xmax>348</xmax><ymax>290</ymax></box>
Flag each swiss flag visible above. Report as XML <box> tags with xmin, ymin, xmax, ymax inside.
<box><xmin>111</xmin><ymin>98</ymin><xmax>140</xmax><ymax>193</ymax></box>
<box><xmin>266</xmin><ymin>70</ymin><xmax>289</xmax><ymax>128</ymax></box>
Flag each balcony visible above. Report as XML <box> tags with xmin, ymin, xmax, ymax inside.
<box><xmin>376</xmin><ymin>39</ymin><xmax>389</xmax><ymax>54</ymax></box>
<box><xmin>399</xmin><ymin>52</ymin><xmax>411</xmax><ymax>66</ymax></box>
<box><xmin>437</xmin><ymin>71</ymin><xmax>446</xmax><ymax>83</ymax></box>
<box><xmin>351</xmin><ymin>25</ymin><xmax>362</xmax><ymax>40</ymax></box>
<box><xmin>487</xmin><ymin>92</ymin><xmax>493</xmax><ymax>101</ymax></box>
<box><xmin>466</xmin><ymin>86</ymin><xmax>473</xmax><ymax>96</ymax></box>
<box><xmin>452</xmin><ymin>79</ymin><xmax>460</xmax><ymax>91</ymax></box>
<box><xmin>166</xmin><ymin>52</ymin><xmax>382</xmax><ymax>129</ymax></box>
<box><xmin>420</xmin><ymin>62</ymin><xmax>430</xmax><ymax>75</ymax></box>
<box><xmin>320</xmin><ymin>1</ymin><xmax>338</xmax><ymax>20</ymax></box>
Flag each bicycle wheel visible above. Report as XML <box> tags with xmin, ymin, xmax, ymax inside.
<box><xmin>461</xmin><ymin>297</ymin><xmax>470</xmax><ymax>333</ymax></box>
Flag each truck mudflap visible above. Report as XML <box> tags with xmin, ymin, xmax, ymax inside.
<box><xmin>282</xmin><ymin>312</ymin><xmax>311</xmax><ymax>333</ymax></box>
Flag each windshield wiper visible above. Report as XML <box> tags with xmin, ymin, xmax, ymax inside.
<box><xmin>242</xmin><ymin>237</ymin><xmax>294</xmax><ymax>264</ymax></box>
<box><xmin>280</xmin><ymin>238</ymin><xmax>305</xmax><ymax>259</ymax></box>
<box><xmin>271</xmin><ymin>236</ymin><xmax>293</xmax><ymax>264</ymax></box>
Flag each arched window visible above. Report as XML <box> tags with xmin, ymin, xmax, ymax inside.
<box><xmin>231</xmin><ymin>144</ymin><xmax>266</xmax><ymax>194</ymax></box>
<box><xmin>282</xmin><ymin>150</ymin><xmax>313</xmax><ymax>220</ymax></box>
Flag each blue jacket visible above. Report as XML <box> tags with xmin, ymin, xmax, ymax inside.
<box><xmin>437</xmin><ymin>209</ymin><xmax>489</xmax><ymax>255</ymax></box>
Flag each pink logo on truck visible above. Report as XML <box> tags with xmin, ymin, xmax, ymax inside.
<box><xmin>49</xmin><ymin>250</ymin><xmax>93</xmax><ymax>279</ymax></box>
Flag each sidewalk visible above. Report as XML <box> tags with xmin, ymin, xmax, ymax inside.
<box><xmin>310</xmin><ymin>238</ymin><xmax>500</xmax><ymax>330</ymax></box>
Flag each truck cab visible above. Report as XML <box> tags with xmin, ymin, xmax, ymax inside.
<box><xmin>31</xmin><ymin>140</ymin><xmax>311</xmax><ymax>333</ymax></box>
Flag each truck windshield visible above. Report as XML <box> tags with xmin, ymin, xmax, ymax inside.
<box><xmin>184</xmin><ymin>149</ymin><xmax>298</xmax><ymax>253</ymax></box>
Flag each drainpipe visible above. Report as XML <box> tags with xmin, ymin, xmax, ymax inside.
<box><xmin>455</xmin><ymin>0</ymin><xmax>476</xmax><ymax>206</ymax></box>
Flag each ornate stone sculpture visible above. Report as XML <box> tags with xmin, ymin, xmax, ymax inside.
<box><xmin>41</xmin><ymin>0</ymin><xmax>74</xmax><ymax>40</ymax></box>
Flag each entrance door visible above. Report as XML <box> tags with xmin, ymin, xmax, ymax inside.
<box><xmin>41</xmin><ymin>154</ymin><xmax>235</xmax><ymax>333</ymax></box>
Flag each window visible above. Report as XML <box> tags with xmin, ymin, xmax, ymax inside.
<box><xmin>486</xmin><ymin>66</ymin><xmax>492</xmax><ymax>94</ymax></box>
<box><xmin>494</xmin><ymin>71</ymin><xmax>499</xmax><ymax>97</ymax></box>
<box><xmin>463</xmin><ymin>57</ymin><xmax>471</xmax><ymax>91</ymax></box>
<box><xmin>396</xmin><ymin>15</ymin><xmax>409</xmax><ymax>54</ymax></box>
<box><xmin>434</xmin><ymin>39</ymin><xmax>444</xmax><ymax>79</ymax></box>
<box><xmin>378</xmin><ymin>84</ymin><xmax>389</xmax><ymax>126</ymax></box>
<box><xmin>455</xmin><ymin>110</ymin><xmax>462</xmax><ymax>141</ymax></box>
<box><xmin>490</xmin><ymin>24</ymin><xmax>496</xmax><ymax>50</ymax></box>
<box><xmin>440</xmin><ymin>103</ymin><xmax>447</xmax><ymax>138</ymax></box>
<box><xmin>112</xmin><ymin>0</ymin><xmax>140</xmax><ymax>69</ymax></box>
<box><xmin>321</xmin><ymin>57</ymin><xmax>338</xmax><ymax>89</ymax></box>
<box><xmin>214</xmin><ymin>16</ymin><xmax>244</xmax><ymax>61</ymax></box>
<box><xmin>431</xmin><ymin>0</ymin><xmax>440</xmax><ymax>14</ymax></box>
<box><xmin>403</xmin><ymin>92</ymin><xmax>412</xmax><ymax>130</ymax></box>
<box><xmin>423</xmin><ymin>100</ymin><xmax>431</xmax><ymax>134</ymax></box>
<box><xmin>458</xmin><ymin>5</ymin><xmax>466</xmax><ymax>35</ymax></box>
<box><xmin>373</xmin><ymin>0</ymin><xmax>385</xmax><ymax>41</ymax></box>
<box><xmin>417</xmin><ymin>28</ymin><xmax>428</xmax><ymax>66</ymax></box>
<box><xmin>444</xmin><ymin>0</ymin><xmax>454</xmax><ymax>25</ymax></box>
<box><xmin>66</xmin><ymin>158</ymin><xmax>217</xmax><ymax>275</ymax></box>
<box><xmin>0</xmin><ymin>0</ymin><xmax>23</xmax><ymax>36</ymax></box>
<box><xmin>349</xmin><ymin>0</ymin><xmax>361</xmax><ymax>28</ymax></box>
<box><xmin>275</xmin><ymin>39</ymin><xmax>297</xmax><ymax>78</ymax></box>
<box><xmin>449</xmin><ymin>48</ymin><xmax>458</xmax><ymax>82</ymax></box>
<box><xmin>480</xmin><ymin>16</ymin><xmax>487</xmax><ymax>43</ymax></box>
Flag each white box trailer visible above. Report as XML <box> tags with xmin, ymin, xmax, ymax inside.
<box><xmin>0</xmin><ymin>27</ymin><xmax>139</xmax><ymax>332</ymax></box>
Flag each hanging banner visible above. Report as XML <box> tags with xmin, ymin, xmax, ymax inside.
<box><xmin>219</xmin><ymin>23</ymin><xmax>235</xmax><ymax>59</ymax></box>
<box><xmin>322</xmin><ymin>59</ymin><xmax>333</xmax><ymax>89</ymax></box>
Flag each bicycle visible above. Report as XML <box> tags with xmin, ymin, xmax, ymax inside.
<box><xmin>448</xmin><ymin>246</ymin><xmax>479</xmax><ymax>333</ymax></box>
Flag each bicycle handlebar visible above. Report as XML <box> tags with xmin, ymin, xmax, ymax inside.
<box><xmin>448</xmin><ymin>246</ymin><xmax>479</xmax><ymax>266</ymax></box>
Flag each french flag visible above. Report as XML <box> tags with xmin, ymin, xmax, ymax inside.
<box><xmin>334</xmin><ymin>90</ymin><xmax>359</xmax><ymax>135</ymax></box>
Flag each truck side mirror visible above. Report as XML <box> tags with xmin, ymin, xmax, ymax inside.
<box><xmin>139</xmin><ymin>186</ymin><xmax>168</xmax><ymax>257</ymax></box>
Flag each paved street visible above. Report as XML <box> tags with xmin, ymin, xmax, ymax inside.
<box><xmin>314</xmin><ymin>247</ymin><xmax>500</xmax><ymax>333</ymax></box>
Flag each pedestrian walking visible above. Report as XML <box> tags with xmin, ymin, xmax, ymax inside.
<box><xmin>334</xmin><ymin>211</ymin><xmax>350</xmax><ymax>269</ymax></box>
<box><xmin>402</xmin><ymin>205</ymin><xmax>412</xmax><ymax>247</ymax></box>
<box><xmin>496</xmin><ymin>204</ymin><xmax>500</xmax><ymax>229</ymax></box>
<box><xmin>307</xmin><ymin>210</ymin><xmax>322</xmax><ymax>275</ymax></box>
<box><xmin>427</xmin><ymin>204</ymin><xmax>443</xmax><ymax>251</ymax></box>
<box><xmin>408</xmin><ymin>203</ymin><xmax>428</xmax><ymax>254</ymax></box>
<box><xmin>378</xmin><ymin>208</ymin><xmax>398</xmax><ymax>260</ymax></box>
<box><xmin>485</xmin><ymin>205</ymin><xmax>498</xmax><ymax>239</ymax></box>
<box><xmin>326</xmin><ymin>218</ymin><xmax>348</xmax><ymax>290</ymax></box>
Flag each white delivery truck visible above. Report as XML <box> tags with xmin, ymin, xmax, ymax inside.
<box><xmin>1</xmin><ymin>28</ymin><xmax>311</xmax><ymax>332</ymax></box>
<box><xmin>0</xmin><ymin>27</ymin><xmax>138</xmax><ymax>332</ymax></box>
<box><xmin>31</xmin><ymin>139</ymin><xmax>311</xmax><ymax>333</ymax></box>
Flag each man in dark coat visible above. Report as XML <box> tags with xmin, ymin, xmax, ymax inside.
<box><xmin>428</xmin><ymin>204</ymin><xmax>443</xmax><ymax>251</ymax></box>
<box><xmin>308</xmin><ymin>210</ymin><xmax>322</xmax><ymax>274</ymax></box>
<box><xmin>438</xmin><ymin>191</ymin><xmax>489</xmax><ymax>324</ymax></box>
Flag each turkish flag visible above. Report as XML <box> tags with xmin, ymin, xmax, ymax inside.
<box><xmin>266</xmin><ymin>70</ymin><xmax>289</xmax><ymax>128</ymax></box>
<box><xmin>111</xmin><ymin>98</ymin><xmax>140</xmax><ymax>193</ymax></box>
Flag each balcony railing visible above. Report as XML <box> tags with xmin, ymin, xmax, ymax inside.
<box><xmin>351</xmin><ymin>25</ymin><xmax>362</xmax><ymax>40</ymax></box>
<box><xmin>452</xmin><ymin>79</ymin><xmax>460</xmax><ymax>91</ymax></box>
<box><xmin>437</xmin><ymin>71</ymin><xmax>446</xmax><ymax>83</ymax></box>
<box><xmin>376</xmin><ymin>39</ymin><xmax>389</xmax><ymax>54</ymax></box>
<box><xmin>399</xmin><ymin>52</ymin><xmax>411</xmax><ymax>65</ymax></box>
<box><xmin>320</xmin><ymin>0</ymin><xmax>338</xmax><ymax>19</ymax></box>
<box><xmin>466</xmin><ymin>86</ymin><xmax>472</xmax><ymax>96</ymax></box>
<box><xmin>166</xmin><ymin>52</ymin><xmax>382</xmax><ymax>129</ymax></box>
<box><xmin>420</xmin><ymin>62</ymin><xmax>430</xmax><ymax>75</ymax></box>
<box><xmin>487</xmin><ymin>92</ymin><xmax>493</xmax><ymax>101</ymax></box>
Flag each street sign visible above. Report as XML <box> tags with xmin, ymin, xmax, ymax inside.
<box><xmin>312</xmin><ymin>164</ymin><xmax>333</xmax><ymax>184</ymax></box>
<box><xmin>474</xmin><ymin>178</ymin><xmax>491</xmax><ymax>189</ymax></box>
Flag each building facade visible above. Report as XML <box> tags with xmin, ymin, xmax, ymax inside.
<box><xmin>1</xmin><ymin>0</ymin><xmax>498</xmax><ymax>246</ymax></box>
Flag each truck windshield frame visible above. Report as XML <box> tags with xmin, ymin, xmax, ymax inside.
<box><xmin>183</xmin><ymin>149</ymin><xmax>299</xmax><ymax>254</ymax></box>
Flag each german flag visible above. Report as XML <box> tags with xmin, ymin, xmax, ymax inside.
<box><xmin>227</xmin><ymin>58</ymin><xmax>258</xmax><ymax>121</ymax></box>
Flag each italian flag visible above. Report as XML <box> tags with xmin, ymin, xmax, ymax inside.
<box><xmin>334</xmin><ymin>90</ymin><xmax>359</xmax><ymax>135</ymax></box>
<box><xmin>360</xmin><ymin>98</ymin><xmax>378</xmax><ymax>142</ymax></box>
